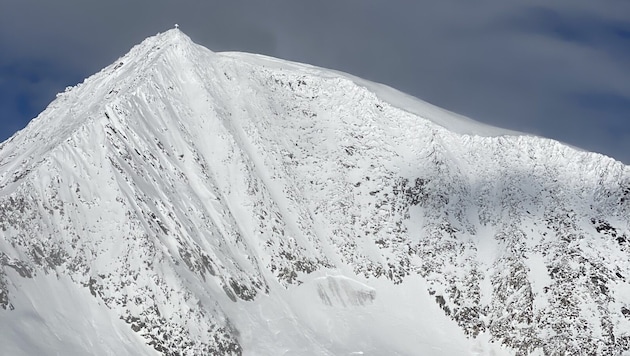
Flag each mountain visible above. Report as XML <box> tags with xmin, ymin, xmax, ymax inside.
<box><xmin>1</xmin><ymin>28</ymin><xmax>629</xmax><ymax>356</ymax></box>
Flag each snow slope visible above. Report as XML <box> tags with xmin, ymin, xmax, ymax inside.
<box><xmin>0</xmin><ymin>28</ymin><xmax>629</xmax><ymax>355</ymax></box>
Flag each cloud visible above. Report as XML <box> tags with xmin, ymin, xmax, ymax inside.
<box><xmin>0</xmin><ymin>55</ymin><xmax>84</xmax><ymax>137</ymax></box>
<box><xmin>0</xmin><ymin>0</ymin><xmax>629</xmax><ymax>162</ymax></box>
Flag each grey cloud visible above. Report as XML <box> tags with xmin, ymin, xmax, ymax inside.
<box><xmin>1</xmin><ymin>0</ymin><xmax>629</xmax><ymax>163</ymax></box>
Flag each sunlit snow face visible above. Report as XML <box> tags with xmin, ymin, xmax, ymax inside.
<box><xmin>0</xmin><ymin>22</ymin><xmax>629</xmax><ymax>356</ymax></box>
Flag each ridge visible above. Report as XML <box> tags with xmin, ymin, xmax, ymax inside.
<box><xmin>0</xmin><ymin>28</ymin><xmax>203</xmax><ymax>190</ymax></box>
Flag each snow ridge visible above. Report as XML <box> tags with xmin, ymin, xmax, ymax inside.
<box><xmin>0</xmin><ymin>29</ymin><xmax>629</xmax><ymax>355</ymax></box>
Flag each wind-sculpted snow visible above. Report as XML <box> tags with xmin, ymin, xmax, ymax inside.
<box><xmin>0</xmin><ymin>29</ymin><xmax>629</xmax><ymax>355</ymax></box>
<box><xmin>313</xmin><ymin>275</ymin><xmax>376</xmax><ymax>307</ymax></box>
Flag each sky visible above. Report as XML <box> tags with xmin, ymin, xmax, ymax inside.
<box><xmin>1</xmin><ymin>0</ymin><xmax>629</xmax><ymax>163</ymax></box>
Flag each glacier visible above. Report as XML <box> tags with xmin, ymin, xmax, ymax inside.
<box><xmin>0</xmin><ymin>28</ymin><xmax>629</xmax><ymax>355</ymax></box>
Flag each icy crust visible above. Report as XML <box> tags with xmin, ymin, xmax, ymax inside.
<box><xmin>0</xmin><ymin>29</ymin><xmax>630</xmax><ymax>355</ymax></box>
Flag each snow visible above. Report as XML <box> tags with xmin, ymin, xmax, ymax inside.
<box><xmin>231</xmin><ymin>271</ymin><xmax>511</xmax><ymax>355</ymax></box>
<box><xmin>0</xmin><ymin>28</ymin><xmax>629</xmax><ymax>355</ymax></box>
<box><xmin>0</xmin><ymin>272</ymin><xmax>157</xmax><ymax>356</ymax></box>
<box><xmin>221</xmin><ymin>51</ymin><xmax>519</xmax><ymax>138</ymax></box>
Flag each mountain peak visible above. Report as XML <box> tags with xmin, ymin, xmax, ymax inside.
<box><xmin>151</xmin><ymin>27</ymin><xmax>192</xmax><ymax>46</ymax></box>
<box><xmin>0</xmin><ymin>27</ymin><xmax>205</xmax><ymax>189</ymax></box>
<box><xmin>2</xmin><ymin>28</ymin><xmax>630</xmax><ymax>355</ymax></box>
<box><xmin>130</xmin><ymin>27</ymin><xmax>198</xmax><ymax>59</ymax></box>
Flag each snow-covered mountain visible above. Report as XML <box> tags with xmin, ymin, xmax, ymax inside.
<box><xmin>1</xmin><ymin>28</ymin><xmax>629</xmax><ymax>356</ymax></box>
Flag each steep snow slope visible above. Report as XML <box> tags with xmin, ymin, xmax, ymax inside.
<box><xmin>0</xmin><ymin>29</ymin><xmax>629</xmax><ymax>355</ymax></box>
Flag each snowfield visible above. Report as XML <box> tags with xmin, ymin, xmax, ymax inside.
<box><xmin>0</xmin><ymin>28</ymin><xmax>629</xmax><ymax>355</ymax></box>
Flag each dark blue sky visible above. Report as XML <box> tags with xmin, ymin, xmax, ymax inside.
<box><xmin>1</xmin><ymin>0</ymin><xmax>629</xmax><ymax>163</ymax></box>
